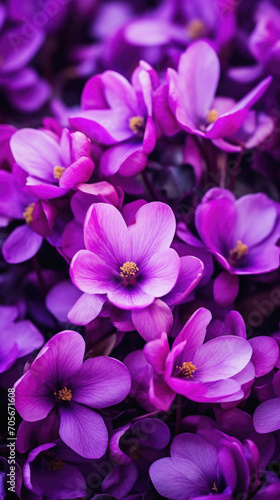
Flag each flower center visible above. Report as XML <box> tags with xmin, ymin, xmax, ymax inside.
<box><xmin>176</xmin><ymin>361</ymin><xmax>197</xmax><ymax>378</ymax></box>
<box><xmin>229</xmin><ymin>240</ymin><xmax>248</xmax><ymax>265</ymax></box>
<box><xmin>120</xmin><ymin>261</ymin><xmax>139</xmax><ymax>284</ymax></box>
<box><xmin>206</xmin><ymin>109</ymin><xmax>219</xmax><ymax>124</ymax></box>
<box><xmin>128</xmin><ymin>443</ymin><xmax>142</xmax><ymax>460</ymax></box>
<box><xmin>53</xmin><ymin>166</ymin><xmax>66</xmax><ymax>180</ymax></box>
<box><xmin>54</xmin><ymin>386</ymin><xmax>72</xmax><ymax>401</ymax></box>
<box><xmin>129</xmin><ymin>116</ymin><xmax>145</xmax><ymax>135</ymax></box>
<box><xmin>23</xmin><ymin>202</ymin><xmax>35</xmax><ymax>224</ymax></box>
<box><xmin>47</xmin><ymin>456</ymin><xmax>64</xmax><ymax>471</ymax></box>
<box><xmin>187</xmin><ymin>19</ymin><xmax>206</xmax><ymax>39</ymax></box>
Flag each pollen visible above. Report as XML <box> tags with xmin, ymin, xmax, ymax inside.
<box><xmin>120</xmin><ymin>261</ymin><xmax>139</xmax><ymax>283</ymax></box>
<box><xmin>54</xmin><ymin>386</ymin><xmax>72</xmax><ymax>401</ymax></box>
<box><xmin>53</xmin><ymin>166</ymin><xmax>66</xmax><ymax>180</ymax></box>
<box><xmin>176</xmin><ymin>361</ymin><xmax>197</xmax><ymax>378</ymax></box>
<box><xmin>206</xmin><ymin>109</ymin><xmax>219</xmax><ymax>124</ymax></box>
<box><xmin>229</xmin><ymin>240</ymin><xmax>248</xmax><ymax>264</ymax></box>
<box><xmin>129</xmin><ymin>116</ymin><xmax>145</xmax><ymax>135</ymax></box>
<box><xmin>23</xmin><ymin>202</ymin><xmax>35</xmax><ymax>224</ymax></box>
<box><xmin>47</xmin><ymin>457</ymin><xmax>64</xmax><ymax>471</ymax></box>
<box><xmin>187</xmin><ymin>19</ymin><xmax>206</xmax><ymax>39</ymax></box>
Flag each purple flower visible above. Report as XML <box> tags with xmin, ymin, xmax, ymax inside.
<box><xmin>103</xmin><ymin>418</ymin><xmax>170</xmax><ymax>498</ymax></box>
<box><xmin>0</xmin><ymin>21</ymin><xmax>51</xmax><ymax>111</ymax></box>
<box><xmin>0</xmin><ymin>305</ymin><xmax>43</xmax><ymax>373</ymax></box>
<box><xmin>124</xmin><ymin>0</ymin><xmax>236</xmax><ymax>55</ymax></box>
<box><xmin>149</xmin><ymin>431</ymin><xmax>256</xmax><ymax>499</ymax></box>
<box><xmin>70</xmin><ymin>61</ymin><xmax>157</xmax><ymax>176</ymax></box>
<box><xmin>23</xmin><ymin>440</ymin><xmax>87</xmax><ymax>498</ymax></box>
<box><xmin>70</xmin><ymin>201</ymin><xmax>179</xmax><ymax>311</ymax></box>
<box><xmin>178</xmin><ymin>188</ymin><xmax>280</xmax><ymax>275</ymax></box>
<box><xmin>10</xmin><ymin>127</ymin><xmax>95</xmax><ymax>200</ymax></box>
<box><xmin>70</xmin><ymin>201</ymin><xmax>203</xmax><ymax>339</ymax></box>
<box><xmin>0</xmin><ymin>169</ymin><xmax>59</xmax><ymax>263</ymax></box>
<box><xmin>167</xmin><ymin>40</ymin><xmax>272</xmax><ymax>145</ymax></box>
<box><xmin>144</xmin><ymin>307</ymin><xmax>253</xmax><ymax>410</ymax></box>
<box><xmin>15</xmin><ymin>330</ymin><xmax>131</xmax><ymax>458</ymax></box>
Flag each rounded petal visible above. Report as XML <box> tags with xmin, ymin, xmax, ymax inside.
<box><xmin>132</xmin><ymin>299</ymin><xmax>173</xmax><ymax>341</ymax></box>
<box><xmin>164</xmin><ymin>255</ymin><xmax>204</xmax><ymax>306</ymax></box>
<box><xmin>83</xmin><ymin>203</ymin><xmax>130</xmax><ymax>265</ymax></box>
<box><xmin>249</xmin><ymin>337</ymin><xmax>279</xmax><ymax>377</ymax></box>
<box><xmin>29</xmin><ymin>330</ymin><xmax>86</xmax><ymax>387</ymax></box>
<box><xmin>193</xmin><ymin>336</ymin><xmax>252</xmax><ymax>382</ymax></box>
<box><xmin>70</xmin><ymin>249</ymin><xmax>116</xmax><ymax>294</ymax></box>
<box><xmin>253</xmin><ymin>399</ymin><xmax>280</xmax><ymax>433</ymax></box>
<box><xmin>2</xmin><ymin>225</ymin><xmax>42</xmax><ymax>264</ymax></box>
<box><xmin>59</xmin><ymin>156</ymin><xmax>95</xmax><ymax>188</ymax></box>
<box><xmin>213</xmin><ymin>272</ymin><xmax>239</xmax><ymax>308</ymax></box>
<box><xmin>59</xmin><ymin>403</ymin><xmax>108</xmax><ymax>458</ymax></box>
<box><xmin>72</xmin><ymin>356</ymin><xmax>131</xmax><ymax>408</ymax></box>
<box><xmin>67</xmin><ymin>292</ymin><xmax>106</xmax><ymax>326</ymax></box>
<box><xmin>14</xmin><ymin>371</ymin><xmax>55</xmax><ymax>421</ymax></box>
<box><xmin>140</xmin><ymin>249</ymin><xmax>180</xmax><ymax>297</ymax></box>
<box><xmin>177</xmin><ymin>41</ymin><xmax>220</xmax><ymax>125</ymax></box>
<box><xmin>150</xmin><ymin>457</ymin><xmax>198</xmax><ymax>500</ymax></box>
<box><xmin>46</xmin><ymin>280</ymin><xmax>82</xmax><ymax>323</ymax></box>
<box><xmin>129</xmin><ymin>202</ymin><xmax>176</xmax><ymax>263</ymax></box>
<box><xmin>234</xmin><ymin>193</ymin><xmax>278</xmax><ymax>247</ymax></box>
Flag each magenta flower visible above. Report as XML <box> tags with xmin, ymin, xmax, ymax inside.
<box><xmin>150</xmin><ymin>431</ymin><xmax>259</xmax><ymax>500</ymax></box>
<box><xmin>167</xmin><ymin>40</ymin><xmax>272</xmax><ymax>146</ymax></box>
<box><xmin>143</xmin><ymin>308</ymin><xmax>253</xmax><ymax>410</ymax></box>
<box><xmin>177</xmin><ymin>188</ymin><xmax>280</xmax><ymax>275</ymax></box>
<box><xmin>0</xmin><ymin>169</ymin><xmax>58</xmax><ymax>263</ymax></box>
<box><xmin>10</xmin><ymin>127</ymin><xmax>95</xmax><ymax>200</ymax></box>
<box><xmin>15</xmin><ymin>330</ymin><xmax>131</xmax><ymax>458</ymax></box>
<box><xmin>23</xmin><ymin>441</ymin><xmax>87</xmax><ymax>499</ymax></box>
<box><xmin>70</xmin><ymin>61</ymin><xmax>157</xmax><ymax>176</ymax></box>
<box><xmin>70</xmin><ymin>201</ymin><xmax>180</xmax><ymax>311</ymax></box>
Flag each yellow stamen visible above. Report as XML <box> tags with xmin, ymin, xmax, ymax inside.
<box><xmin>47</xmin><ymin>457</ymin><xmax>64</xmax><ymax>471</ymax></box>
<box><xmin>176</xmin><ymin>361</ymin><xmax>197</xmax><ymax>379</ymax></box>
<box><xmin>206</xmin><ymin>109</ymin><xmax>219</xmax><ymax>124</ymax></box>
<box><xmin>212</xmin><ymin>482</ymin><xmax>218</xmax><ymax>493</ymax></box>
<box><xmin>54</xmin><ymin>386</ymin><xmax>72</xmax><ymax>401</ymax></box>
<box><xmin>120</xmin><ymin>261</ymin><xmax>139</xmax><ymax>283</ymax></box>
<box><xmin>23</xmin><ymin>202</ymin><xmax>35</xmax><ymax>224</ymax></box>
<box><xmin>187</xmin><ymin>19</ymin><xmax>206</xmax><ymax>39</ymax></box>
<box><xmin>129</xmin><ymin>116</ymin><xmax>145</xmax><ymax>135</ymax></box>
<box><xmin>229</xmin><ymin>240</ymin><xmax>248</xmax><ymax>263</ymax></box>
<box><xmin>53</xmin><ymin>166</ymin><xmax>66</xmax><ymax>180</ymax></box>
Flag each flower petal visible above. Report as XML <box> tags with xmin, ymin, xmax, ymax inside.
<box><xmin>83</xmin><ymin>203</ymin><xmax>130</xmax><ymax>265</ymax></box>
<box><xmin>67</xmin><ymin>292</ymin><xmax>106</xmax><ymax>326</ymax></box>
<box><xmin>140</xmin><ymin>249</ymin><xmax>180</xmax><ymax>297</ymax></box>
<box><xmin>2</xmin><ymin>225</ymin><xmax>42</xmax><ymax>264</ymax></box>
<box><xmin>72</xmin><ymin>356</ymin><xmax>131</xmax><ymax>408</ymax></box>
<box><xmin>14</xmin><ymin>371</ymin><xmax>55</xmax><ymax>422</ymax></box>
<box><xmin>59</xmin><ymin>403</ymin><xmax>108</xmax><ymax>458</ymax></box>
<box><xmin>129</xmin><ymin>202</ymin><xmax>176</xmax><ymax>263</ymax></box>
<box><xmin>70</xmin><ymin>249</ymin><xmax>116</xmax><ymax>294</ymax></box>
<box><xmin>132</xmin><ymin>299</ymin><xmax>173</xmax><ymax>341</ymax></box>
<box><xmin>253</xmin><ymin>398</ymin><xmax>280</xmax><ymax>433</ymax></box>
<box><xmin>193</xmin><ymin>336</ymin><xmax>252</xmax><ymax>382</ymax></box>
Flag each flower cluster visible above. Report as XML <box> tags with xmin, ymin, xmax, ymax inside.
<box><xmin>1</xmin><ymin>1</ymin><xmax>280</xmax><ymax>499</ymax></box>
